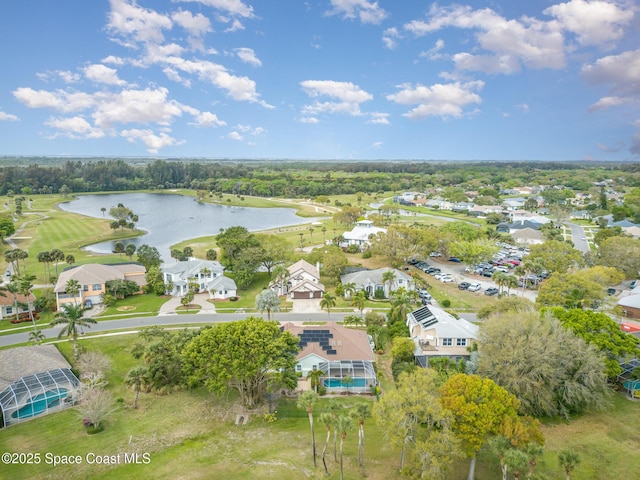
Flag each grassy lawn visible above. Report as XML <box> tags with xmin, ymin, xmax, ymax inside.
<box><xmin>98</xmin><ymin>294</ymin><xmax>170</xmax><ymax>318</ymax></box>
<box><xmin>2</xmin><ymin>194</ymin><xmax>142</xmax><ymax>283</ymax></box>
<box><xmin>1</xmin><ymin>335</ymin><xmax>638</xmax><ymax>479</ymax></box>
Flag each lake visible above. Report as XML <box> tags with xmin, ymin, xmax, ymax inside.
<box><xmin>58</xmin><ymin>193</ymin><xmax>312</xmax><ymax>260</ymax></box>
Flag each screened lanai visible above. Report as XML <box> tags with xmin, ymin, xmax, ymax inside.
<box><xmin>0</xmin><ymin>345</ymin><xmax>80</xmax><ymax>428</ymax></box>
<box><xmin>0</xmin><ymin>368</ymin><xmax>79</xmax><ymax>427</ymax></box>
<box><xmin>319</xmin><ymin>360</ymin><xmax>377</xmax><ymax>393</ymax></box>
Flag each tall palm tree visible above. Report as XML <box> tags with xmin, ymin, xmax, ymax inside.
<box><xmin>50</xmin><ymin>303</ymin><xmax>97</xmax><ymax>360</ymax></box>
<box><xmin>319</xmin><ymin>293</ymin><xmax>336</xmax><ymax>319</ymax></box>
<box><xmin>343</xmin><ymin>282</ymin><xmax>356</xmax><ymax>299</ymax></box>
<box><xmin>49</xmin><ymin>248</ymin><xmax>64</xmax><ymax>277</ymax></box>
<box><xmin>65</xmin><ymin>279</ymin><xmax>81</xmax><ymax>306</ymax></box>
<box><xmin>318</xmin><ymin>412</ymin><xmax>333</xmax><ymax>476</ymax></box>
<box><xmin>125</xmin><ymin>243</ymin><xmax>136</xmax><ymax>261</ymax></box>
<box><xmin>297</xmin><ymin>391</ymin><xmax>319</xmax><ymax>468</ymax></box>
<box><xmin>112</xmin><ymin>241</ymin><xmax>125</xmax><ymax>259</ymax></box>
<box><xmin>37</xmin><ymin>250</ymin><xmax>52</xmax><ymax>283</ymax></box>
<box><xmin>125</xmin><ymin>365</ymin><xmax>149</xmax><ymax>408</ymax></box>
<box><xmin>388</xmin><ymin>290</ymin><xmax>413</xmax><ymax>324</ymax></box>
<box><xmin>336</xmin><ymin>415</ymin><xmax>354</xmax><ymax>480</ymax></box>
<box><xmin>271</xmin><ymin>264</ymin><xmax>289</xmax><ymax>296</ymax></box>
<box><xmin>558</xmin><ymin>450</ymin><xmax>580</xmax><ymax>480</ymax></box>
<box><xmin>350</xmin><ymin>403</ymin><xmax>371</xmax><ymax>476</ymax></box>
<box><xmin>306</xmin><ymin>368</ymin><xmax>323</xmax><ymax>394</ymax></box>
<box><xmin>5</xmin><ymin>281</ymin><xmax>20</xmax><ymax>323</ymax></box>
<box><xmin>351</xmin><ymin>290</ymin><xmax>366</xmax><ymax>319</ymax></box>
<box><xmin>18</xmin><ymin>277</ymin><xmax>36</xmax><ymax>330</ymax></box>
<box><xmin>381</xmin><ymin>269</ymin><xmax>397</xmax><ymax>298</ymax></box>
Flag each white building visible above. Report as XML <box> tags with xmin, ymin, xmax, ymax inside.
<box><xmin>342</xmin><ymin>220</ymin><xmax>386</xmax><ymax>248</ymax></box>
<box><xmin>162</xmin><ymin>259</ymin><xmax>237</xmax><ymax>299</ymax></box>
<box><xmin>340</xmin><ymin>267</ymin><xmax>414</xmax><ymax>298</ymax></box>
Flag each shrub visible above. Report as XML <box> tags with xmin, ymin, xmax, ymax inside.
<box><xmin>229</xmin><ymin>296</ymin><xmax>239</xmax><ymax>302</ymax></box>
<box><xmin>362</xmin><ymin>249</ymin><xmax>372</xmax><ymax>259</ymax></box>
<box><xmin>441</xmin><ymin>299</ymin><xmax>451</xmax><ymax>308</ymax></box>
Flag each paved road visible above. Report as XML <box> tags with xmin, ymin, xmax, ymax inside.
<box><xmin>567</xmin><ymin>222</ymin><xmax>590</xmax><ymax>253</ymax></box>
<box><xmin>0</xmin><ymin>312</ymin><xmax>354</xmax><ymax>347</ymax></box>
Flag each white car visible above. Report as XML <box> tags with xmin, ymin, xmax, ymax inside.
<box><xmin>467</xmin><ymin>283</ymin><xmax>481</xmax><ymax>292</ymax></box>
<box><xmin>439</xmin><ymin>275</ymin><xmax>454</xmax><ymax>283</ymax></box>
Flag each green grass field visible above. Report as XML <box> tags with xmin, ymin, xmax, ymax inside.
<box><xmin>0</xmin><ymin>335</ymin><xmax>638</xmax><ymax>479</ymax></box>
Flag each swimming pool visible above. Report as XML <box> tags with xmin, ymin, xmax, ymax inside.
<box><xmin>323</xmin><ymin>378</ymin><xmax>368</xmax><ymax>388</ymax></box>
<box><xmin>11</xmin><ymin>389</ymin><xmax>68</xmax><ymax>419</ymax></box>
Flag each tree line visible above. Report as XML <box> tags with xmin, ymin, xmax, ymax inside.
<box><xmin>1</xmin><ymin>158</ymin><xmax>638</xmax><ymax>198</ymax></box>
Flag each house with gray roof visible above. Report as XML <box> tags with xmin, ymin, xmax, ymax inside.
<box><xmin>162</xmin><ymin>259</ymin><xmax>237</xmax><ymax>299</ymax></box>
<box><xmin>406</xmin><ymin>305</ymin><xmax>479</xmax><ymax>367</ymax></box>
<box><xmin>340</xmin><ymin>267</ymin><xmax>414</xmax><ymax>298</ymax></box>
<box><xmin>342</xmin><ymin>220</ymin><xmax>386</xmax><ymax>249</ymax></box>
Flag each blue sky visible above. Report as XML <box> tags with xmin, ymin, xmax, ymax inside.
<box><xmin>0</xmin><ymin>0</ymin><xmax>638</xmax><ymax>161</ymax></box>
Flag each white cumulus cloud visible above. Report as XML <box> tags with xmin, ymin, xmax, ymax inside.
<box><xmin>300</xmin><ymin>80</ymin><xmax>373</xmax><ymax>117</ymax></box>
<box><xmin>387</xmin><ymin>81</ymin><xmax>484</xmax><ymax>119</ymax></box>
<box><xmin>327</xmin><ymin>0</ymin><xmax>388</xmax><ymax>25</ymax></box>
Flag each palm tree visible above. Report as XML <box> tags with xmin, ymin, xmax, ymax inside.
<box><xmin>65</xmin><ymin>254</ymin><xmax>75</xmax><ymax>267</ymax></box>
<box><xmin>18</xmin><ymin>277</ymin><xmax>36</xmax><ymax>330</ymax></box>
<box><xmin>112</xmin><ymin>241</ymin><xmax>125</xmax><ymax>259</ymax></box>
<box><xmin>319</xmin><ymin>293</ymin><xmax>336</xmax><ymax>319</ymax></box>
<box><xmin>388</xmin><ymin>290</ymin><xmax>413</xmax><ymax>324</ymax></box>
<box><xmin>271</xmin><ymin>264</ymin><xmax>289</xmax><ymax>296</ymax></box>
<box><xmin>5</xmin><ymin>281</ymin><xmax>20</xmax><ymax>323</ymax></box>
<box><xmin>306</xmin><ymin>367</ymin><xmax>323</xmax><ymax>394</ymax></box>
<box><xmin>321</xmin><ymin>226</ymin><xmax>327</xmax><ymax>244</ymax></box>
<box><xmin>381</xmin><ymin>269</ymin><xmax>397</xmax><ymax>298</ymax></box>
<box><xmin>343</xmin><ymin>282</ymin><xmax>356</xmax><ymax>299</ymax></box>
<box><xmin>327</xmin><ymin>399</ymin><xmax>342</xmax><ymax>461</ymax></box>
<box><xmin>318</xmin><ymin>412</ymin><xmax>333</xmax><ymax>476</ymax></box>
<box><xmin>558</xmin><ymin>450</ymin><xmax>580</xmax><ymax>480</ymax></box>
<box><xmin>341</xmin><ymin>375</ymin><xmax>353</xmax><ymax>394</ymax></box>
<box><xmin>29</xmin><ymin>329</ymin><xmax>45</xmax><ymax>345</ymax></box>
<box><xmin>351</xmin><ymin>290</ymin><xmax>366</xmax><ymax>319</ymax></box>
<box><xmin>37</xmin><ymin>250</ymin><xmax>52</xmax><ymax>283</ymax></box>
<box><xmin>50</xmin><ymin>248</ymin><xmax>64</xmax><ymax>277</ymax></box>
<box><xmin>65</xmin><ymin>279</ymin><xmax>81</xmax><ymax>306</ymax></box>
<box><xmin>50</xmin><ymin>303</ymin><xmax>97</xmax><ymax>360</ymax></box>
<box><xmin>524</xmin><ymin>442</ymin><xmax>544</xmax><ymax>477</ymax></box>
<box><xmin>504</xmin><ymin>449</ymin><xmax>529</xmax><ymax>479</ymax></box>
<box><xmin>255</xmin><ymin>290</ymin><xmax>281</xmax><ymax>320</ymax></box>
<box><xmin>350</xmin><ymin>403</ymin><xmax>371</xmax><ymax>476</ymax></box>
<box><xmin>336</xmin><ymin>415</ymin><xmax>354</xmax><ymax>480</ymax></box>
<box><xmin>297</xmin><ymin>391</ymin><xmax>319</xmax><ymax>468</ymax></box>
<box><xmin>125</xmin><ymin>365</ymin><xmax>149</xmax><ymax>408</ymax></box>
<box><xmin>125</xmin><ymin>243</ymin><xmax>136</xmax><ymax>261</ymax></box>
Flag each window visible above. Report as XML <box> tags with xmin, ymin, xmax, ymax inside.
<box><xmin>296</xmin><ymin>364</ymin><xmax>301</xmax><ymax>371</ymax></box>
<box><xmin>442</xmin><ymin>338</ymin><xmax>452</xmax><ymax>346</ymax></box>
<box><xmin>92</xmin><ymin>284</ymin><xmax>101</xmax><ymax>291</ymax></box>
<box><xmin>6</xmin><ymin>307</ymin><xmax>12</xmax><ymax>314</ymax></box>
<box><xmin>456</xmin><ymin>338</ymin><xmax>467</xmax><ymax>347</ymax></box>
<box><xmin>83</xmin><ymin>285</ymin><xmax>88</xmax><ymax>292</ymax></box>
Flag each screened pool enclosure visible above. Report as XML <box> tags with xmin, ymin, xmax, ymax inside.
<box><xmin>0</xmin><ymin>368</ymin><xmax>80</xmax><ymax>428</ymax></box>
<box><xmin>319</xmin><ymin>360</ymin><xmax>377</xmax><ymax>393</ymax></box>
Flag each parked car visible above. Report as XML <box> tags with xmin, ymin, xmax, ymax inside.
<box><xmin>467</xmin><ymin>283</ymin><xmax>481</xmax><ymax>292</ymax></box>
<box><xmin>631</xmin><ymin>280</ymin><xmax>638</xmax><ymax>290</ymax></box>
<box><xmin>439</xmin><ymin>275</ymin><xmax>454</xmax><ymax>283</ymax></box>
<box><xmin>428</xmin><ymin>268</ymin><xmax>441</xmax><ymax>275</ymax></box>
<box><xmin>481</xmin><ymin>269</ymin><xmax>494</xmax><ymax>277</ymax></box>
<box><xmin>458</xmin><ymin>282</ymin><xmax>470</xmax><ymax>290</ymax></box>
<box><xmin>493</xmin><ymin>265</ymin><xmax>509</xmax><ymax>273</ymax></box>
<box><xmin>84</xmin><ymin>299</ymin><xmax>93</xmax><ymax>309</ymax></box>
<box><xmin>485</xmin><ymin>287</ymin><xmax>499</xmax><ymax>296</ymax></box>
<box><xmin>448</xmin><ymin>256</ymin><xmax>462</xmax><ymax>262</ymax></box>
<box><xmin>607</xmin><ymin>287</ymin><xmax>616</xmax><ymax>295</ymax></box>
<box><xmin>429</xmin><ymin>252</ymin><xmax>442</xmax><ymax>257</ymax></box>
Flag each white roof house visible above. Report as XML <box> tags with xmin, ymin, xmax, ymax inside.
<box><xmin>162</xmin><ymin>259</ymin><xmax>236</xmax><ymax>299</ymax></box>
<box><xmin>340</xmin><ymin>267</ymin><xmax>414</xmax><ymax>298</ymax></box>
<box><xmin>406</xmin><ymin>305</ymin><xmax>479</xmax><ymax>367</ymax></box>
<box><xmin>342</xmin><ymin>220</ymin><xmax>386</xmax><ymax>248</ymax></box>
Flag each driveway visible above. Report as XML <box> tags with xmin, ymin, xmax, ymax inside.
<box><xmin>159</xmin><ymin>293</ymin><xmax>216</xmax><ymax>315</ymax></box>
<box><xmin>567</xmin><ymin>222</ymin><xmax>590</xmax><ymax>253</ymax></box>
<box><xmin>290</xmin><ymin>298</ymin><xmax>323</xmax><ymax>314</ymax></box>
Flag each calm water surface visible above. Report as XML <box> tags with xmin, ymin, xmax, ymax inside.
<box><xmin>59</xmin><ymin>193</ymin><xmax>311</xmax><ymax>260</ymax></box>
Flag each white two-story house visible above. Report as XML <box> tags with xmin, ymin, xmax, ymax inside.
<box><xmin>162</xmin><ymin>259</ymin><xmax>237</xmax><ymax>300</ymax></box>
